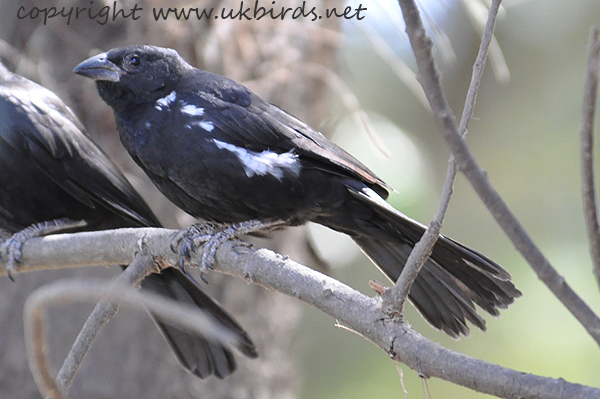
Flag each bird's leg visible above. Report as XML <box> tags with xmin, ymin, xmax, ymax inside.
<box><xmin>171</xmin><ymin>219</ymin><xmax>286</xmax><ymax>280</ymax></box>
<box><xmin>1</xmin><ymin>218</ymin><xmax>87</xmax><ymax>279</ymax></box>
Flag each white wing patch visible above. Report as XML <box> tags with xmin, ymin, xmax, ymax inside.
<box><xmin>212</xmin><ymin>139</ymin><xmax>301</xmax><ymax>180</ymax></box>
<box><xmin>181</xmin><ymin>104</ymin><xmax>205</xmax><ymax>116</ymax></box>
<box><xmin>186</xmin><ymin>120</ymin><xmax>214</xmax><ymax>132</ymax></box>
<box><xmin>155</xmin><ymin>91</ymin><xmax>177</xmax><ymax>110</ymax></box>
<box><xmin>198</xmin><ymin>121</ymin><xmax>214</xmax><ymax>131</ymax></box>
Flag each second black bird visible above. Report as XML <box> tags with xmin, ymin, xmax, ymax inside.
<box><xmin>0</xmin><ymin>61</ymin><xmax>256</xmax><ymax>378</ymax></box>
<box><xmin>75</xmin><ymin>45</ymin><xmax>522</xmax><ymax>337</ymax></box>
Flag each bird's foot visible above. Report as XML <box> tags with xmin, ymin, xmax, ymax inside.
<box><xmin>170</xmin><ymin>219</ymin><xmax>286</xmax><ymax>281</ymax></box>
<box><xmin>170</xmin><ymin>222</ymin><xmax>225</xmax><ymax>277</ymax></box>
<box><xmin>1</xmin><ymin>218</ymin><xmax>86</xmax><ymax>280</ymax></box>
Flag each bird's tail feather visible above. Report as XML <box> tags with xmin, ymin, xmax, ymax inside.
<box><xmin>140</xmin><ymin>268</ymin><xmax>257</xmax><ymax>378</ymax></box>
<box><xmin>330</xmin><ymin>184</ymin><xmax>521</xmax><ymax>337</ymax></box>
<box><xmin>354</xmin><ymin>235</ymin><xmax>488</xmax><ymax>337</ymax></box>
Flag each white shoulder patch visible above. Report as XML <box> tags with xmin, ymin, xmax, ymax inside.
<box><xmin>212</xmin><ymin>139</ymin><xmax>301</xmax><ymax>180</ymax></box>
<box><xmin>155</xmin><ymin>91</ymin><xmax>177</xmax><ymax>110</ymax></box>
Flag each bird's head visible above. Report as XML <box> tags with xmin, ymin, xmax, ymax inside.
<box><xmin>74</xmin><ymin>45</ymin><xmax>191</xmax><ymax>107</ymax></box>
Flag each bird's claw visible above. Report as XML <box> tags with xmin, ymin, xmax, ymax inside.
<box><xmin>170</xmin><ymin>222</ymin><xmax>227</xmax><ymax>278</ymax></box>
<box><xmin>1</xmin><ymin>219</ymin><xmax>86</xmax><ymax>281</ymax></box>
<box><xmin>2</xmin><ymin>234</ymin><xmax>25</xmax><ymax>281</ymax></box>
<box><xmin>171</xmin><ymin>227</ymin><xmax>196</xmax><ymax>270</ymax></box>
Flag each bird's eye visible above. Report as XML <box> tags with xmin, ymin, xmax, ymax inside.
<box><xmin>129</xmin><ymin>55</ymin><xmax>141</xmax><ymax>67</ymax></box>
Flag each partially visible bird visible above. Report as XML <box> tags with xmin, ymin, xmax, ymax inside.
<box><xmin>74</xmin><ymin>45</ymin><xmax>521</xmax><ymax>338</ymax></box>
<box><xmin>0</xmin><ymin>61</ymin><xmax>256</xmax><ymax>378</ymax></box>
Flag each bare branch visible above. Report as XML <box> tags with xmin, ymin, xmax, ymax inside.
<box><xmin>252</xmin><ymin>62</ymin><xmax>390</xmax><ymax>157</ymax></box>
<box><xmin>355</xmin><ymin>20</ymin><xmax>430</xmax><ymax>109</ymax></box>
<box><xmin>387</xmin><ymin>0</ymin><xmax>503</xmax><ymax>309</ymax></box>
<box><xmin>301</xmin><ymin>62</ymin><xmax>391</xmax><ymax>157</ymax></box>
<box><xmin>24</xmin><ymin>285</ymin><xmax>63</xmax><ymax>399</ymax></box>
<box><xmin>4</xmin><ymin>227</ymin><xmax>600</xmax><ymax>398</ymax></box>
<box><xmin>580</xmin><ymin>26</ymin><xmax>600</xmax><ymax>289</ymax></box>
<box><xmin>23</xmin><ymin>271</ymin><xmax>245</xmax><ymax>399</ymax></box>
<box><xmin>396</xmin><ymin>0</ymin><xmax>600</xmax><ymax>344</ymax></box>
<box><xmin>460</xmin><ymin>0</ymin><xmax>510</xmax><ymax>83</ymax></box>
<box><xmin>54</xmin><ymin>251</ymin><xmax>158</xmax><ymax>396</ymax></box>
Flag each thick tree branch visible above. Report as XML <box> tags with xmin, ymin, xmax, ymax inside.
<box><xmin>397</xmin><ymin>0</ymin><xmax>600</xmax><ymax>345</ymax></box>
<box><xmin>580</xmin><ymin>26</ymin><xmax>600</xmax><ymax>289</ymax></box>
<box><xmin>3</xmin><ymin>227</ymin><xmax>599</xmax><ymax>398</ymax></box>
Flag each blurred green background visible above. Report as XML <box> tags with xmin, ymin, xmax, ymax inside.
<box><xmin>296</xmin><ymin>0</ymin><xmax>600</xmax><ymax>397</ymax></box>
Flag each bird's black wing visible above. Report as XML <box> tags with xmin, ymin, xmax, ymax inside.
<box><xmin>0</xmin><ymin>68</ymin><xmax>158</xmax><ymax>228</ymax></box>
<box><xmin>180</xmin><ymin>72</ymin><xmax>392</xmax><ymax>198</ymax></box>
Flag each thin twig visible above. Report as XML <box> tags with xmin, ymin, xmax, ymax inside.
<box><xmin>300</xmin><ymin>62</ymin><xmax>391</xmax><ymax>157</ymax></box>
<box><xmin>355</xmin><ymin>20</ymin><xmax>430</xmax><ymax>110</ymax></box>
<box><xmin>397</xmin><ymin>0</ymin><xmax>600</xmax><ymax>344</ymax></box>
<box><xmin>6</xmin><ymin>227</ymin><xmax>600</xmax><ymax>398</ymax></box>
<box><xmin>53</xmin><ymin>251</ymin><xmax>158</xmax><ymax>397</ymax></box>
<box><xmin>387</xmin><ymin>0</ymin><xmax>502</xmax><ymax>309</ymax></box>
<box><xmin>460</xmin><ymin>0</ymin><xmax>510</xmax><ymax>83</ymax></box>
<box><xmin>253</xmin><ymin>62</ymin><xmax>390</xmax><ymax>157</ymax></box>
<box><xmin>580</xmin><ymin>26</ymin><xmax>600</xmax><ymax>289</ymax></box>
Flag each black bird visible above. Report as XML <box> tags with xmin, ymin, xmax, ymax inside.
<box><xmin>0</xmin><ymin>61</ymin><xmax>256</xmax><ymax>378</ymax></box>
<box><xmin>74</xmin><ymin>45</ymin><xmax>521</xmax><ymax>337</ymax></box>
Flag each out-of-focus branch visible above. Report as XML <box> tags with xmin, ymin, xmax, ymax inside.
<box><xmin>298</xmin><ymin>62</ymin><xmax>390</xmax><ymax>156</ymax></box>
<box><xmin>354</xmin><ymin>21</ymin><xmax>430</xmax><ymax>109</ymax></box>
<box><xmin>53</xmin><ymin>251</ymin><xmax>157</xmax><ymax>397</ymax></box>
<box><xmin>580</xmin><ymin>26</ymin><xmax>600</xmax><ymax>289</ymax></box>
<box><xmin>386</xmin><ymin>0</ymin><xmax>503</xmax><ymax>310</ymax></box>
<box><xmin>23</xmin><ymin>264</ymin><xmax>244</xmax><ymax>399</ymax></box>
<box><xmin>4</xmin><ymin>227</ymin><xmax>600</xmax><ymax>398</ymax></box>
<box><xmin>396</xmin><ymin>0</ymin><xmax>600</xmax><ymax>344</ymax></box>
<box><xmin>460</xmin><ymin>0</ymin><xmax>510</xmax><ymax>83</ymax></box>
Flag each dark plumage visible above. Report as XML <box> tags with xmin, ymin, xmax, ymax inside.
<box><xmin>0</xmin><ymin>61</ymin><xmax>256</xmax><ymax>378</ymax></box>
<box><xmin>74</xmin><ymin>45</ymin><xmax>522</xmax><ymax>337</ymax></box>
